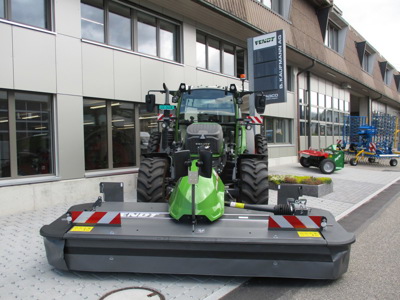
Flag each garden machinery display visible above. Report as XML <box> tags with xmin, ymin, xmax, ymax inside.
<box><xmin>299</xmin><ymin>144</ymin><xmax>344</xmax><ymax>174</ymax></box>
<box><xmin>41</xmin><ymin>83</ymin><xmax>355</xmax><ymax>280</ymax></box>
<box><xmin>342</xmin><ymin>115</ymin><xmax>399</xmax><ymax>166</ymax></box>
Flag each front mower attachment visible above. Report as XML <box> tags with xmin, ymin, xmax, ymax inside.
<box><xmin>41</xmin><ymin>201</ymin><xmax>355</xmax><ymax>280</ymax></box>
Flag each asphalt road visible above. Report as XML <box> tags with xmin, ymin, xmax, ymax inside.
<box><xmin>221</xmin><ymin>182</ymin><xmax>400</xmax><ymax>300</ymax></box>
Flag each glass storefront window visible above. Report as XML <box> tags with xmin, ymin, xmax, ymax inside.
<box><xmin>109</xmin><ymin>2</ymin><xmax>131</xmax><ymax>49</ymax></box>
<box><xmin>112</xmin><ymin>101</ymin><xmax>135</xmax><ymax>168</ymax></box>
<box><xmin>15</xmin><ymin>92</ymin><xmax>52</xmax><ymax>176</ymax></box>
<box><xmin>310</xmin><ymin>106</ymin><xmax>318</xmax><ymax>121</ymax></box>
<box><xmin>266</xmin><ymin>118</ymin><xmax>274</xmax><ymax>143</ymax></box>
<box><xmin>83</xmin><ymin>99</ymin><xmax>108</xmax><ymax>170</ymax></box>
<box><xmin>0</xmin><ymin>92</ymin><xmax>9</xmax><ymax>178</ymax></box>
<box><xmin>310</xmin><ymin>92</ymin><xmax>318</xmax><ymax>106</ymax></box>
<box><xmin>81</xmin><ymin>0</ymin><xmax>105</xmax><ymax>43</ymax></box>
<box><xmin>299</xmin><ymin>105</ymin><xmax>306</xmax><ymax>120</ymax></box>
<box><xmin>327</xmin><ymin>124</ymin><xmax>332</xmax><ymax>136</ymax></box>
<box><xmin>319</xmin><ymin>108</ymin><xmax>326</xmax><ymax>122</ymax></box>
<box><xmin>320</xmin><ymin>124</ymin><xmax>326</xmax><ymax>136</ymax></box>
<box><xmin>333</xmin><ymin>97</ymin><xmax>339</xmax><ymax>109</ymax></box>
<box><xmin>318</xmin><ymin>93</ymin><xmax>325</xmax><ymax>107</ymax></box>
<box><xmin>326</xmin><ymin>96</ymin><xmax>332</xmax><ymax>108</ymax></box>
<box><xmin>137</xmin><ymin>12</ymin><xmax>157</xmax><ymax>56</ymax></box>
<box><xmin>139</xmin><ymin>104</ymin><xmax>158</xmax><ymax>156</ymax></box>
<box><xmin>311</xmin><ymin>123</ymin><xmax>319</xmax><ymax>136</ymax></box>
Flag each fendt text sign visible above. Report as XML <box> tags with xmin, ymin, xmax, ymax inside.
<box><xmin>248</xmin><ymin>30</ymin><xmax>287</xmax><ymax>104</ymax></box>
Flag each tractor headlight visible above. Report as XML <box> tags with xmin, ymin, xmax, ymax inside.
<box><xmin>229</xmin><ymin>84</ymin><xmax>237</xmax><ymax>93</ymax></box>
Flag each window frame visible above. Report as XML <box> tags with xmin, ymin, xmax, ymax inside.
<box><xmin>0</xmin><ymin>89</ymin><xmax>55</xmax><ymax>180</ymax></box>
<box><xmin>0</xmin><ymin>0</ymin><xmax>53</xmax><ymax>31</ymax></box>
<box><xmin>325</xmin><ymin>21</ymin><xmax>339</xmax><ymax>52</ymax></box>
<box><xmin>196</xmin><ymin>31</ymin><xmax>247</xmax><ymax>79</ymax></box>
<box><xmin>81</xmin><ymin>0</ymin><xmax>182</xmax><ymax>63</ymax></box>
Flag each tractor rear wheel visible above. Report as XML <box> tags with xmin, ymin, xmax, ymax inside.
<box><xmin>147</xmin><ymin>132</ymin><xmax>161</xmax><ymax>153</ymax></box>
<box><xmin>137</xmin><ymin>157</ymin><xmax>169</xmax><ymax>202</ymax></box>
<box><xmin>300</xmin><ymin>156</ymin><xmax>311</xmax><ymax>168</ymax></box>
<box><xmin>319</xmin><ymin>159</ymin><xmax>335</xmax><ymax>174</ymax></box>
<box><xmin>239</xmin><ymin>159</ymin><xmax>269</xmax><ymax>204</ymax></box>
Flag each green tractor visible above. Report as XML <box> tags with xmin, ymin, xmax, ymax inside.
<box><xmin>137</xmin><ymin>83</ymin><xmax>269</xmax><ymax>223</ymax></box>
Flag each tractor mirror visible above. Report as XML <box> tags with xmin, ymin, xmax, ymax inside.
<box><xmin>174</xmin><ymin>150</ymin><xmax>191</xmax><ymax>180</ymax></box>
<box><xmin>199</xmin><ymin>150</ymin><xmax>212</xmax><ymax>178</ymax></box>
<box><xmin>255</xmin><ymin>95</ymin><xmax>266</xmax><ymax>114</ymax></box>
<box><xmin>145</xmin><ymin>94</ymin><xmax>156</xmax><ymax>112</ymax></box>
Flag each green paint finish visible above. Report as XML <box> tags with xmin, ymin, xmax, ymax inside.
<box><xmin>169</xmin><ymin>160</ymin><xmax>225</xmax><ymax>221</ymax></box>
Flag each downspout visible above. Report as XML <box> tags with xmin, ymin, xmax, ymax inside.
<box><xmin>296</xmin><ymin>59</ymin><xmax>315</xmax><ymax>158</ymax></box>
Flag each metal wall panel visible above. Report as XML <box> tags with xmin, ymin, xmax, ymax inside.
<box><xmin>13</xmin><ymin>27</ymin><xmax>57</xmax><ymax>93</ymax></box>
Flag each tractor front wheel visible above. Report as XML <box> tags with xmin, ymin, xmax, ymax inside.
<box><xmin>390</xmin><ymin>159</ymin><xmax>398</xmax><ymax>167</ymax></box>
<box><xmin>239</xmin><ymin>159</ymin><xmax>269</xmax><ymax>204</ymax></box>
<box><xmin>137</xmin><ymin>157</ymin><xmax>169</xmax><ymax>202</ymax></box>
<box><xmin>319</xmin><ymin>159</ymin><xmax>335</xmax><ymax>174</ymax></box>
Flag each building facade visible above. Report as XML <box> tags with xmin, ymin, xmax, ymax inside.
<box><xmin>1</xmin><ymin>0</ymin><xmax>399</xmax><ymax>215</ymax></box>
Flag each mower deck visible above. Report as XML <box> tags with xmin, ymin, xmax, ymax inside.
<box><xmin>41</xmin><ymin>202</ymin><xmax>354</xmax><ymax>280</ymax></box>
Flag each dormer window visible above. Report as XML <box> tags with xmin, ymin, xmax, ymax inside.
<box><xmin>356</xmin><ymin>42</ymin><xmax>376</xmax><ymax>75</ymax></box>
<box><xmin>325</xmin><ymin>22</ymin><xmax>339</xmax><ymax>52</ymax></box>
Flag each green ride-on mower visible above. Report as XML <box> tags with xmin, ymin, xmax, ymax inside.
<box><xmin>40</xmin><ymin>83</ymin><xmax>355</xmax><ymax>279</ymax></box>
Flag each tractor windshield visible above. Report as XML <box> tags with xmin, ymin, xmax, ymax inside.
<box><xmin>178</xmin><ymin>89</ymin><xmax>236</xmax><ymax>124</ymax></box>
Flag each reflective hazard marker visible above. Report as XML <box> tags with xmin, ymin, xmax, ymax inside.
<box><xmin>268</xmin><ymin>215</ymin><xmax>324</xmax><ymax>230</ymax></box>
<box><xmin>70</xmin><ymin>211</ymin><xmax>121</xmax><ymax>225</ymax></box>
<box><xmin>247</xmin><ymin>116</ymin><xmax>263</xmax><ymax>124</ymax></box>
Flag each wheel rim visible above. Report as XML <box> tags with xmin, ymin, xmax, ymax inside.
<box><xmin>324</xmin><ymin>161</ymin><xmax>335</xmax><ymax>173</ymax></box>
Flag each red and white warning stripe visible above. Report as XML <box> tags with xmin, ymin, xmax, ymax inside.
<box><xmin>369</xmin><ymin>142</ymin><xmax>376</xmax><ymax>152</ymax></box>
<box><xmin>70</xmin><ymin>211</ymin><xmax>121</xmax><ymax>225</ymax></box>
<box><xmin>247</xmin><ymin>116</ymin><xmax>263</xmax><ymax>124</ymax></box>
<box><xmin>157</xmin><ymin>113</ymin><xmax>174</xmax><ymax>121</ymax></box>
<box><xmin>268</xmin><ymin>215</ymin><xmax>323</xmax><ymax>229</ymax></box>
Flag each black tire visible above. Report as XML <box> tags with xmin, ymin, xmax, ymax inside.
<box><xmin>349</xmin><ymin>158</ymin><xmax>358</xmax><ymax>166</ymax></box>
<box><xmin>147</xmin><ymin>132</ymin><xmax>161</xmax><ymax>153</ymax></box>
<box><xmin>239</xmin><ymin>159</ymin><xmax>269</xmax><ymax>204</ymax></box>
<box><xmin>137</xmin><ymin>157</ymin><xmax>169</xmax><ymax>202</ymax></box>
<box><xmin>368</xmin><ymin>157</ymin><xmax>376</xmax><ymax>163</ymax></box>
<box><xmin>319</xmin><ymin>159</ymin><xmax>335</xmax><ymax>174</ymax></box>
<box><xmin>390</xmin><ymin>159</ymin><xmax>398</xmax><ymax>167</ymax></box>
<box><xmin>255</xmin><ymin>134</ymin><xmax>268</xmax><ymax>156</ymax></box>
<box><xmin>300</xmin><ymin>156</ymin><xmax>311</xmax><ymax>168</ymax></box>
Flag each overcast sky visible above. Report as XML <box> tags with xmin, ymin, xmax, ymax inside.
<box><xmin>333</xmin><ymin>0</ymin><xmax>400</xmax><ymax>71</ymax></box>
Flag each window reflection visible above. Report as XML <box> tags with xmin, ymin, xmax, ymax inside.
<box><xmin>223</xmin><ymin>44</ymin><xmax>235</xmax><ymax>76</ymax></box>
<box><xmin>0</xmin><ymin>91</ymin><xmax>10</xmax><ymax>177</ymax></box>
<box><xmin>160</xmin><ymin>21</ymin><xmax>176</xmax><ymax>60</ymax></box>
<box><xmin>196</xmin><ymin>33</ymin><xmax>206</xmax><ymax>68</ymax></box>
<box><xmin>139</xmin><ymin>104</ymin><xmax>158</xmax><ymax>156</ymax></box>
<box><xmin>109</xmin><ymin>2</ymin><xmax>131</xmax><ymax>49</ymax></box>
<box><xmin>83</xmin><ymin>99</ymin><xmax>108</xmax><ymax>170</ymax></box>
<box><xmin>138</xmin><ymin>13</ymin><xmax>157</xmax><ymax>56</ymax></box>
<box><xmin>15</xmin><ymin>92</ymin><xmax>52</xmax><ymax>176</ymax></box>
<box><xmin>112</xmin><ymin>101</ymin><xmax>135</xmax><ymax>168</ymax></box>
<box><xmin>81</xmin><ymin>1</ymin><xmax>104</xmax><ymax>43</ymax></box>
<box><xmin>0</xmin><ymin>1</ymin><xmax>4</xmax><ymax>19</ymax></box>
<box><xmin>208</xmin><ymin>38</ymin><xmax>220</xmax><ymax>73</ymax></box>
<box><xmin>11</xmin><ymin>0</ymin><xmax>48</xmax><ymax>29</ymax></box>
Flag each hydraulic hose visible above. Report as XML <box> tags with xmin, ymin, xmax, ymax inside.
<box><xmin>225</xmin><ymin>201</ymin><xmax>294</xmax><ymax>215</ymax></box>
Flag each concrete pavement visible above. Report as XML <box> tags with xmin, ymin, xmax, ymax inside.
<box><xmin>1</xmin><ymin>161</ymin><xmax>399</xmax><ymax>300</ymax></box>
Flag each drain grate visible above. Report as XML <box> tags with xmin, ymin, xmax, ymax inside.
<box><xmin>99</xmin><ymin>287</ymin><xmax>165</xmax><ymax>300</ymax></box>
